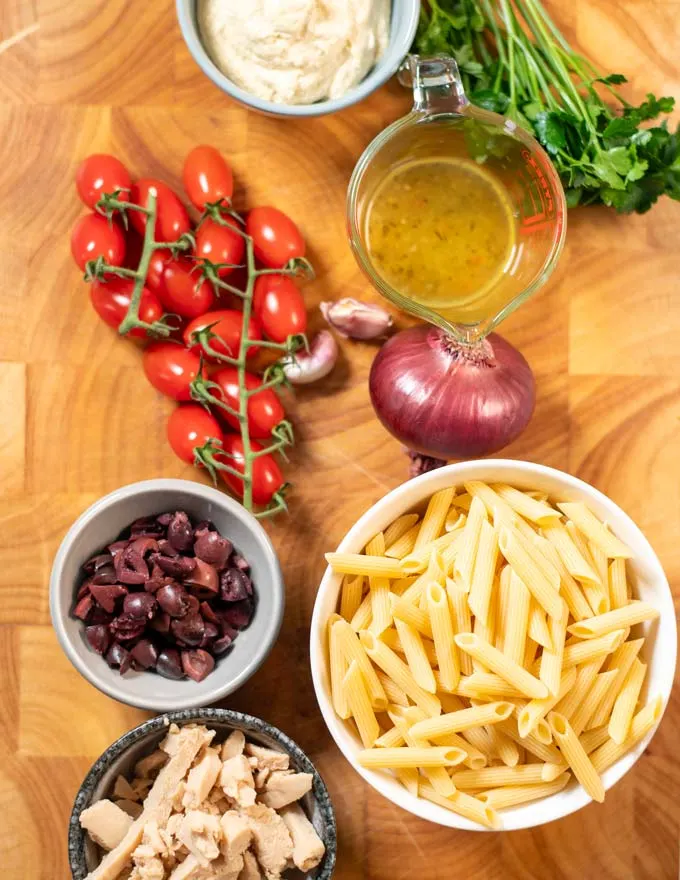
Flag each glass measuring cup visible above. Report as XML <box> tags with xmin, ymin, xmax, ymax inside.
<box><xmin>347</xmin><ymin>54</ymin><xmax>567</xmax><ymax>344</ymax></box>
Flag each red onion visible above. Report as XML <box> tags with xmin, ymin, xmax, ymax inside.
<box><xmin>369</xmin><ymin>325</ymin><xmax>535</xmax><ymax>459</ymax></box>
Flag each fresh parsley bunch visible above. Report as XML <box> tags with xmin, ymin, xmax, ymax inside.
<box><xmin>414</xmin><ymin>0</ymin><xmax>679</xmax><ymax>212</ymax></box>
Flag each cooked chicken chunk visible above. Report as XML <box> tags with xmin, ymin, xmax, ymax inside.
<box><xmin>280</xmin><ymin>803</ymin><xmax>325</xmax><ymax>872</ymax></box>
<box><xmin>243</xmin><ymin>745</ymin><xmax>289</xmax><ymax>773</ymax></box>
<box><xmin>177</xmin><ymin>810</ymin><xmax>222</xmax><ymax>865</ymax></box>
<box><xmin>134</xmin><ymin>749</ymin><xmax>169</xmax><ymax>779</ymax></box>
<box><xmin>219</xmin><ymin>756</ymin><xmax>256</xmax><ymax>807</ymax></box>
<box><xmin>221</xmin><ymin>730</ymin><xmax>246</xmax><ymax>760</ymax></box>
<box><xmin>183</xmin><ymin>748</ymin><xmax>222</xmax><ymax>810</ymax></box>
<box><xmin>238</xmin><ymin>851</ymin><xmax>263</xmax><ymax>880</ymax></box>
<box><xmin>130</xmin><ymin>843</ymin><xmax>165</xmax><ymax>880</ymax></box>
<box><xmin>259</xmin><ymin>772</ymin><xmax>313</xmax><ymax>810</ymax></box>
<box><xmin>241</xmin><ymin>804</ymin><xmax>293</xmax><ymax>880</ymax></box>
<box><xmin>80</xmin><ymin>799</ymin><xmax>133</xmax><ymax>851</ymax></box>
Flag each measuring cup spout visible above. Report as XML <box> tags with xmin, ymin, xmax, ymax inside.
<box><xmin>398</xmin><ymin>54</ymin><xmax>469</xmax><ymax>116</ymax></box>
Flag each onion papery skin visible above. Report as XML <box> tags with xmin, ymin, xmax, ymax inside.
<box><xmin>369</xmin><ymin>325</ymin><xmax>536</xmax><ymax>459</ymax></box>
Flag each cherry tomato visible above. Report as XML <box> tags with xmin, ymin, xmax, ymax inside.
<box><xmin>143</xmin><ymin>342</ymin><xmax>201</xmax><ymax>401</ymax></box>
<box><xmin>76</xmin><ymin>154</ymin><xmax>131</xmax><ymax>209</ymax></box>
<box><xmin>124</xmin><ymin>230</ymin><xmax>172</xmax><ymax>292</ymax></box>
<box><xmin>167</xmin><ymin>405</ymin><xmax>224</xmax><ymax>464</ymax></box>
<box><xmin>157</xmin><ymin>258</ymin><xmax>215</xmax><ymax>319</ymax></box>
<box><xmin>252</xmin><ymin>274</ymin><xmax>307</xmax><ymax>343</ymax></box>
<box><xmin>211</xmin><ymin>367</ymin><xmax>284</xmax><ymax>438</ymax></box>
<box><xmin>245</xmin><ymin>206</ymin><xmax>305</xmax><ymax>268</ymax></box>
<box><xmin>183</xmin><ymin>310</ymin><xmax>261</xmax><ymax>360</ymax></box>
<box><xmin>71</xmin><ymin>213</ymin><xmax>126</xmax><ymax>271</ymax></box>
<box><xmin>195</xmin><ymin>217</ymin><xmax>245</xmax><ymax>278</ymax></box>
<box><xmin>129</xmin><ymin>179</ymin><xmax>191</xmax><ymax>243</ymax></box>
<box><xmin>90</xmin><ymin>278</ymin><xmax>163</xmax><ymax>339</ymax></box>
<box><xmin>218</xmin><ymin>435</ymin><xmax>284</xmax><ymax>505</ymax></box>
<box><xmin>182</xmin><ymin>145</ymin><xmax>234</xmax><ymax>211</ymax></box>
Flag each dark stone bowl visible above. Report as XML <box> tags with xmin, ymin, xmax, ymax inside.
<box><xmin>69</xmin><ymin>708</ymin><xmax>336</xmax><ymax>879</ymax></box>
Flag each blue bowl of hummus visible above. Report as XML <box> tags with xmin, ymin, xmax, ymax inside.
<box><xmin>176</xmin><ymin>0</ymin><xmax>420</xmax><ymax>116</ymax></box>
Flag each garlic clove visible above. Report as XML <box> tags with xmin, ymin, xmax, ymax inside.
<box><xmin>320</xmin><ymin>297</ymin><xmax>393</xmax><ymax>340</ymax></box>
<box><xmin>283</xmin><ymin>330</ymin><xmax>338</xmax><ymax>385</ymax></box>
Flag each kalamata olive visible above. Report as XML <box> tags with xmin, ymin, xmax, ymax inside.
<box><xmin>156</xmin><ymin>648</ymin><xmax>184</xmax><ymax>679</ymax></box>
<box><xmin>107</xmin><ymin>540</ymin><xmax>128</xmax><ymax>560</ymax></box>
<box><xmin>156</xmin><ymin>583</ymin><xmax>191</xmax><ymax>618</ymax></box>
<box><xmin>185</xmin><ymin>558</ymin><xmax>218</xmax><ymax>597</ymax></box>
<box><xmin>167</xmin><ymin>511</ymin><xmax>193</xmax><ymax>551</ymax></box>
<box><xmin>212</xmin><ymin>633</ymin><xmax>234</xmax><ymax>655</ymax></box>
<box><xmin>91</xmin><ymin>564</ymin><xmax>118</xmax><ymax>586</ymax></box>
<box><xmin>115</xmin><ymin>546</ymin><xmax>149</xmax><ymax>585</ymax></box>
<box><xmin>144</xmin><ymin>564</ymin><xmax>165</xmax><ymax>593</ymax></box>
<box><xmin>149</xmin><ymin>611</ymin><xmax>171</xmax><ymax>634</ymax></box>
<box><xmin>157</xmin><ymin>538</ymin><xmax>179</xmax><ymax>557</ymax></box>
<box><xmin>110</xmin><ymin>613</ymin><xmax>147</xmax><ymax>641</ymax></box>
<box><xmin>194</xmin><ymin>531</ymin><xmax>232</xmax><ymax>568</ymax></box>
<box><xmin>124</xmin><ymin>592</ymin><xmax>157</xmax><ymax>620</ymax></box>
<box><xmin>194</xmin><ymin>519</ymin><xmax>217</xmax><ymax>533</ymax></box>
<box><xmin>83</xmin><ymin>553</ymin><xmax>114</xmax><ymax>574</ymax></box>
<box><xmin>85</xmin><ymin>624</ymin><xmax>111</xmax><ymax>655</ymax></box>
<box><xmin>77</xmin><ymin>578</ymin><xmax>93</xmax><ymax>600</ymax></box>
<box><xmin>200</xmin><ymin>621</ymin><xmax>220</xmax><ymax>648</ymax></box>
<box><xmin>219</xmin><ymin>599</ymin><xmax>253</xmax><ymax>629</ymax></box>
<box><xmin>181</xmin><ymin>649</ymin><xmax>215</xmax><ymax>682</ymax></box>
<box><xmin>171</xmin><ymin>612</ymin><xmax>205</xmax><ymax>646</ymax></box>
<box><xmin>106</xmin><ymin>641</ymin><xmax>132</xmax><ymax>673</ymax></box>
<box><xmin>219</xmin><ymin>568</ymin><xmax>250</xmax><ymax>602</ymax></box>
<box><xmin>88</xmin><ymin>606</ymin><xmax>114</xmax><ymax>626</ymax></box>
<box><xmin>130</xmin><ymin>516</ymin><xmax>164</xmax><ymax>537</ymax></box>
<box><xmin>231</xmin><ymin>552</ymin><xmax>250</xmax><ymax>573</ymax></box>
<box><xmin>214</xmin><ymin>614</ymin><xmax>238</xmax><ymax>639</ymax></box>
<box><xmin>200</xmin><ymin>602</ymin><xmax>219</xmax><ymax>626</ymax></box>
<box><xmin>156</xmin><ymin>512</ymin><xmax>174</xmax><ymax>527</ymax></box>
<box><xmin>129</xmin><ymin>537</ymin><xmax>159</xmax><ymax>558</ymax></box>
<box><xmin>90</xmin><ymin>583</ymin><xmax>127</xmax><ymax>613</ymax></box>
<box><xmin>130</xmin><ymin>639</ymin><xmax>159</xmax><ymax>669</ymax></box>
<box><xmin>73</xmin><ymin>595</ymin><xmax>94</xmax><ymax>620</ymax></box>
<box><xmin>154</xmin><ymin>554</ymin><xmax>196</xmax><ymax>580</ymax></box>
<box><xmin>184</xmin><ymin>594</ymin><xmax>200</xmax><ymax>615</ymax></box>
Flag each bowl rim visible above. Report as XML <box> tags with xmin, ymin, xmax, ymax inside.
<box><xmin>175</xmin><ymin>0</ymin><xmax>421</xmax><ymax>117</ymax></box>
<box><xmin>49</xmin><ymin>478</ymin><xmax>284</xmax><ymax>712</ymax></box>
<box><xmin>309</xmin><ymin>459</ymin><xmax>677</xmax><ymax>831</ymax></box>
<box><xmin>68</xmin><ymin>707</ymin><xmax>337</xmax><ymax>880</ymax></box>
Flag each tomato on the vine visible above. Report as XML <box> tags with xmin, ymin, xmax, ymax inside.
<box><xmin>183</xmin><ymin>310</ymin><xmax>261</xmax><ymax>360</ymax></box>
<box><xmin>90</xmin><ymin>278</ymin><xmax>163</xmax><ymax>338</ymax></box>
<box><xmin>218</xmin><ymin>434</ymin><xmax>284</xmax><ymax>505</ymax></box>
<box><xmin>158</xmin><ymin>258</ymin><xmax>215</xmax><ymax>319</ymax></box>
<box><xmin>167</xmin><ymin>405</ymin><xmax>223</xmax><ymax>464</ymax></box>
<box><xmin>124</xmin><ymin>230</ymin><xmax>171</xmax><ymax>292</ymax></box>
<box><xmin>130</xmin><ymin>179</ymin><xmax>191</xmax><ymax>243</ymax></box>
<box><xmin>143</xmin><ymin>342</ymin><xmax>201</xmax><ymax>401</ymax></box>
<box><xmin>71</xmin><ymin>213</ymin><xmax>126</xmax><ymax>271</ymax></box>
<box><xmin>183</xmin><ymin>146</ymin><xmax>234</xmax><ymax>211</ymax></box>
<box><xmin>194</xmin><ymin>217</ymin><xmax>244</xmax><ymax>277</ymax></box>
<box><xmin>252</xmin><ymin>274</ymin><xmax>307</xmax><ymax>343</ymax></box>
<box><xmin>76</xmin><ymin>154</ymin><xmax>131</xmax><ymax>209</ymax></box>
<box><xmin>245</xmin><ymin>206</ymin><xmax>305</xmax><ymax>268</ymax></box>
<box><xmin>211</xmin><ymin>367</ymin><xmax>284</xmax><ymax>438</ymax></box>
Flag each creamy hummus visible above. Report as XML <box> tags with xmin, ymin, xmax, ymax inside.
<box><xmin>198</xmin><ymin>0</ymin><xmax>391</xmax><ymax>105</ymax></box>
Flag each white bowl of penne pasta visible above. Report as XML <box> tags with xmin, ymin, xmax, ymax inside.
<box><xmin>310</xmin><ymin>460</ymin><xmax>676</xmax><ymax>831</ymax></box>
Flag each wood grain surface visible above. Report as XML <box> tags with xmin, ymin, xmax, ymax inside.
<box><xmin>1</xmin><ymin>0</ymin><xmax>679</xmax><ymax>877</ymax></box>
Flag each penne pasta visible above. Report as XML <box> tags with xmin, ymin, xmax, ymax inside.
<box><xmin>565</xmin><ymin>521</ymin><xmax>609</xmax><ymax>615</ymax></box>
<box><xmin>455</xmin><ymin>633</ymin><xmax>549</xmax><ymax>699</ymax></box>
<box><xmin>608</xmin><ymin>558</ymin><xmax>628</xmax><ymax>611</ymax></box>
<box><xmin>357</xmin><ymin>746</ymin><xmax>465</xmax><ymax>768</ymax></box>
<box><xmin>492</xmin><ymin>484</ymin><xmax>562</xmax><ymax>524</ymax></box>
<box><xmin>360</xmin><ymin>631</ymin><xmax>441</xmax><ymax>717</ymax></box>
<box><xmin>445</xmin><ymin>511</ymin><xmax>466</xmax><ymax>534</ymax></box>
<box><xmin>588</xmin><ymin>638</ymin><xmax>644</xmax><ymax>729</ymax></box>
<box><xmin>497</xmin><ymin>717</ymin><xmax>562</xmax><ymax>765</ymax></box>
<box><xmin>537</xmin><ymin>536</ymin><xmax>593</xmax><ymax>622</ymax></box>
<box><xmin>457</xmin><ymin>673</ymin><xmax>526</xmax><ymax>700</ymax></box>
<box><xmin>554</xmin><ymin>659</ymin><xmax>604</xmax><ymax>720</ymax></box>
<box><xmin>567</xmin><ymin>602</ymin><xmax>659</xmax><ymax>640</ymax></box>
<box><xmin>579</xmin><ymin>726</ymin><xmax>611</xmax><ymax>755</ymax></box>
<box><xmin>548</xmin><ymin>712</ymin><xmax>605</xmax><ymax>802</ymax></box>
<box><xmin>541</xmin><ymin>520</ymin><xmax>600</xmax><ymax>586</ymax></box>
<box><xmin>451</xmin><ymin>493</ymin><xmax>473</xmax><ymax>512</ymax></box>
<box><xmin>561</xmin><ymin>629</ymin><xmax>626</xmax><ymax>668</ymax></box>
<box><xmin>485</xmin><ymin>725</ymin><xmax>520</xmax><ymax>767</ymax></box>
<box><xmin>557</xmin><ymin>502</ymin><xmax>633</xmax><ymax>559</ymax></box>
<box><xmin>590</xmin><ymin>696</ymin><xmax>663</xmax><ymax>773</ymax></box>
<box><xmin>528</xmin><ymin>601</ymin><xmax>553</xmax><ymax>650</ymax></box>
<box><xmin>374</xmin><ymin>725</ymin><xmax>406</xmax><ymax>748</ymax></box>
<box><xmin>333</xmin><ymin>618</ymin><xmax>388</xmax><ymax>710</ymax></box>
<box><xmin>380</xmin><ymin>627</ymin><xmax>438</xmax><ymax>667</ymax></box>
<box><xmin>451</xmin><ymin>763</ymin><xmax>548</xmax><ymax>789</ymax></box>
<box><xmin>419</xmin><ymin>784</ymin><xmax>501</xmax><ymax>830</ymax></box>
<box><xmin>608</xmin><ymin>658</ymin><xmax>647</xmax><ymax>745</ymax></box>
<box><xmin>446</xmin><ymin>577</ymin><xmax>473</xmax><ymax>674</ymax></box>
<box><xmin>518</xmin><ymin>666</ymin><xmax>577</xmax><ymax>738</ymax></box>
<box><xmin>391</xmin><ymin>595</ymin><xmax>433</xmax><ymax>639</ymax></box>
<box><xmin>325</xmin><ymin>552</ymin><xmax>405</xmax><ymax>578</ymax></box>
<box><xmin>414</xmin><ymin>488</ymin><xmax>455</xmax><ymax>552</ymax></box>
<box><xmin>588</xmin><ymin>540</ymin><xmax>609</xmax><ymax>592</ymax></box>
<box><xmin>329</xmin><ymin>613</ymin><xmax>351</xmax><ymax>719</ymax></box>
<box><xmin>389</xmin><ymin>707</ymin><xmax>456</xmax><ymax>796</ymax></box>
<box><xmin>539</xmin><ymin>598</ymin><xmax>568</xmax><ymax>697</ymax></box>
<box><xmin>384</xmin><ymin>524</ymin><xmax>420</xmax><ymax>559</ymax></box>
<box><xmin>409</xmin><ymin>701</ymin><xmax>514</xmax><ymax>741</ymax></box>
<box><xmin>464</xmin><ymin>480</ymin><xmax>518</xmax><ymax>527</ymax></box>
<box><xmin>569</xmin><ymin>670</ymin><xmax>618</xmax><ymax>736</ymax></box>
<box><xmin>498</xmin><ymin>527</ymin><xmax>563</xmax><ymax>619</ymax></box>
<box><xmin>472</xmin><ymin>584</ymin><xmax>497</xmax><ymax>668</ymax></box>
<box><xmin>383</xmin><ymin>514</ymin><xmax>420</xmax><ymax>550</ymax></box>
<box><xmin>340</xmin><ymin>575</ymin><xmax>364</xmax><ymax>623</ymax></box>
<box><xmin>350</xmin><ymin>592</ymin><xmax>372</xmax><ymax>632</ymax></box>
<box><xmin>376</xmin><ymin>669</ymin><xmax>410</xmax><ymax>708</ymax></box>
<box><xmin>402</xmin><ymin>529</ymin><xmax>463</xmax><ymax>574</ymax></box>
<box><xmin>495</xmin><ymin>565</ymin><xmax>511</xmax><ymax>652</ymax></box>
<box><xmin>344</xmin><ymin>661</ymin><xmax>380</xmax><ymax>748</ymax></box>
<box><xmin>427</xmin><ymin>582</ymin><xmax>460</xmax><ymax>692</ymax></box>
<box><xmin>478</xmin><ymin>773</ymin><xmax>571</xmax><ymax>809</ymax></box>
<box><xmin>369</xmin><ymin>577</ymin><xmax>392</xmax><ymax>636</ymax></box>
<box><xmin>434</xmin><ymin>732</ymin><xmax>488</xmax><ymax>770</ymax></box>
<box><xmin>454</xmin><ymin>496</ymin><xmax>487</xmax><ymax>590</ymax></box>
<box><xmin>503</xmin><ymin>569</ymin><xmax>531</xmax><ymax>667</ymax></box>
<box><xmin>394</xmin><ymin>617</ymin><xmax>437</xmax><ymax>694</ymax></box>
<box><xmin>468</xmin><ymin>520</ymin><xmax>499</xmax><ymax>625</ymax></box>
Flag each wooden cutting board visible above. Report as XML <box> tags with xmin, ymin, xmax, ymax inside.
<box><xmin>0</xmin><ymin>0</ymin><xmax>678</xmax><ymax>876</ymax></box>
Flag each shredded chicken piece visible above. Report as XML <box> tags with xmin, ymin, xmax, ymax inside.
<box><xmin>130</xmin><ymin>844</ymin><xmax>165</xmax><ymax>880</ymax></box>
<box><xmin>238</xmin><ymin>851</ymin><xmax>263</xmax><ymax>880</ymax></box>
<box><xmin>259</xmin><ymin>772</ymin><xmax>313</xmax><ymax>810</ymax></box>
<box><xmin>243</xmin><ymin>745</ymin><xmax>289</xmax><ymax>773</ymax></box>
<box><xmin>219</xmin><ymin>757</ymin><xmax>256</xmax><ymax>807</ymax></box>
<box><xmin>241</xmin><ymin>804</ymin><xmax>293</xmax><ymax>880</ymax></box>
<box><xmin>253</xmin><ymin>769</ymin><xmax>270</xmax><ymax>791</ymax></box>
<box><xmin>135</xmin><ymin>749</ymin><xmax>169</xmax><ymax>779</ymax></box>
<box><xmin>80</xmin><ymin>799</ymin><xmax>133</xmax><ymax>851</ymax></box>
<box><xmin>177</xmin><ymin>810</ymin><xmax>222</xmax><ymax>866</ymax></box>
<box><xmin>183</xmin><ymin>748</ymin><xmax>222</xmax><ymax>810</ymax></box>
<box><xmin>280</xmin><ymin>803</ymin><xmax>325</xmax><ymax>872</ymax></box>
<box><xmin>221</xmin><ymin>730</ymin><xmax>246</xmax><ymax>760</ymax></box>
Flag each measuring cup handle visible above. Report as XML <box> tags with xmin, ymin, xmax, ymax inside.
<box><xmin>398</xmin><ymin>54</ymin><xmax>469</xmax><ymax>116</ymax></box>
